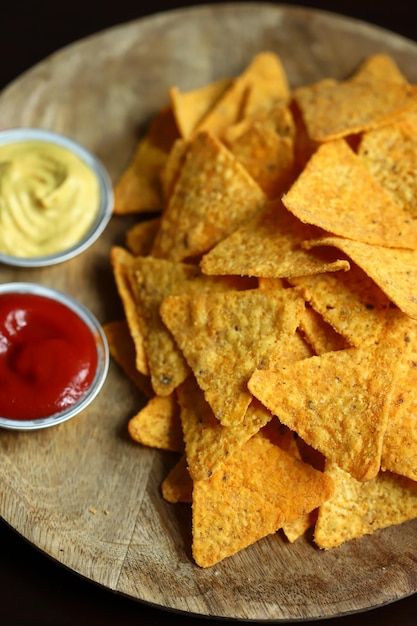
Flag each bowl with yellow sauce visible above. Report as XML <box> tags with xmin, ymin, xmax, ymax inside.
<box><xmin>0</xmin><ymin>128</ymin><xmax>113</xmax><ymax>267</ymax></box>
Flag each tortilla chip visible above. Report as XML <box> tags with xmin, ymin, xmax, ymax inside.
<box><xmin>381</xmin><ymin>323</ymin><xmax>417</xmax><ymax>480</ymax></box>
<box><xmin>200</xmin><ymin>201</ymin><xmax>350</xmax><ymax>278</ymax></box>
<box><xmin>282</xmin><ymin>139</ymin><xmax>417</xmax><ymax>249</ymax></box>
<box><xmin>159</xmin><ymin>137</ymin><xmax>189</xmax><ymax>203</ymax></box>
<box><xmin>114</xmin><ymin>106</ymin><xmax>179</xmax><ymax>214</ymax></box>
<box><xmin>314</xmin><ymin>462</ymin><xmax>417</xmax><ymax>549</ymax></box>
<box><xmin>176</xmin><ymin>376</ymin><xmax>273</xmax><ymax>481</ymax></box>
<box><xmin>161</xmin><ymin>455</ymin><xmax>193</xmax><ymax>504</ymax></box>
<box><xmin>160</xmin><ymin>287</ymin><xmax>305</xmax><ymax>426</ymax></box>
<box><xmin>349</xmin><ymin>54</ymin><xmax>408</xmax><ymax>85</ymax></box>
<box><xmin>125</xmin><ymin>217</ymin><xmax>160</xmax><ymax>256</ymax></box>
<box><xmin>196</xmin><ymin>52</ymin><xmax>290</xmax><ymax>138</ymax></box>
<box><xmin>303</xmin><ymin>236</ymin><xmax>417</xmax><ymax>321</ymax></box>
<box><xmin>290</xmin><ymin>261</ymin><xmax>405</xmax><ymax>347</ymax></box>
<box><xmin>170</xmin><ymin>78</ymin><xmax>232</xmax><ymax>138</ymax></box>
<box><xmin>110</xmin><ymin>246</ymin><xmax>149</xmax><ymax>375</ymax></box>
<box><xmin>128</xmin><ymin>394</ymin><xmax>184</xmax><ymax>452</ymax></box>
<box><xmin>358</xmin><ymin>121</ymin><xmax>417</xmax><ymax>218</ymax></box>
<box><xmin>103</xmin><ymin>320</ymin><xmax>153</xmax><ymax>398</ymax></box>
<box><xmin>192</xmin><ymin>432</ymin><xmax>334</xmax><ymax>567</ymax></box>
<box><xmin>132</xmin><ymin>256</ymin><xmax>250</xmax><ymax>396</ymax></box>
<box><xmin>151</xmin><ymin>131</ymin><xmax>268</xmax><ymax>261</ymax></box>
<box><xmin>248</xmin><ymin>333</ymin><xmax>409</xmax><ymax>481</ymax></box>
<box><xmin>293</xmin><ymin>78</ymin><xmax>417</xmax><ymax>142</ymax></box>
<box><xmin>299</xmin><ymin>306</ymin><xmax>350</xmax><ymax>355</ymax></box>
<box><xmin>224</xmin><ymin>107</ymin><xmax>296</xmax><ymax>198</ymax></box>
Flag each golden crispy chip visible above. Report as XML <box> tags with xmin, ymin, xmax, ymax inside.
<box><xmin>299</xmin><ymin>306</ymin><xmax>350</xmax><ymax>355</ymax></box>
<box><xmin>159</xmin><ymin>137</ymin><xmax>189</xmax><ymax>203</ymax></box>
<box><xmin>349</xmin><ymin>54</ymin><xmax>408</xmax><ymax>85</ymax></box>
<box><xmin>125</xmin><ymin>217</ymin><xmax>160</xmax><ymax>256</ymax></box>
<box><xmin>290</xmin><ymin>261</ymin><xmax>405</xmax><ymax>347</ymax></box>
<box><xmin>132</xmin><ymin>256</ymin><xmax>249</xmax><ymax>396</ymax></box>
<box><xmin>224</xmin><ymin>106</ymin><xmax>296</xmax><ymax>198</ymax></box>
<box><xmin>114</xmin><ymin>106</ymin><xmax>180</xmax><ymax>214</ymax></box>
<box><xmin>151</xmin><ymin>131</ymin><xmax>268</xmax><ymax>261</ymax></box>
<box><xmin>293</xmin><ymin>78</ymin><xmax>417</xmax><ymax>142</ymax></box>
<box><xmin>176</xmin><ymin>376</ymin><xmax>273</xmax><ymax>481</ymax></box>
<box><xmin>196</xmin><ymin>52</ymin><xmax>290</xmax><ymax>138</ymax></box>
<box><xmin>314</xmin><ymin>462</ymin><xmax>417</xmax><ymax>549</ymax></box>
<box><xmin>303</xmin><ymin>236</ymin><xmax>417</xmax><ymax>321</ymax></box>
<box><xmin>128</xmin><ymin>394</ymin><xmax>184</xmax><ymax>452</ymax></box>
<box><xmin>170</xmin><ymin>78</ymin><xmax>232</xmax><ymax>138</ymax></box>
<box><xmin>200</xmin><ymin>201</ymin><xmax>350</xmax><ymax>278</ymax></box>
<box><xmin>110</xmin><ymin>246</ymin><xmax>149</xmax><ymax>375</ymax></box>
<box><xmin>248</xmin><ymin>332</ymin><xmax>409</xmax><ymax>481</ymax></box>
<box><xmin>282</xmin><ymin>139</ymin><xmax>417</xmax><ymax>249</ymax></box>
<box><xmin>161</xmin><ymin>287</ymin><xmax>305</xmax><ymax>426</ymax></box>
<box><xmin>382</xmin><ymin>322</ymin><xmax>417</xmax><ymax>480</ymax></box>
<box><xmin>358</xmin><ymin>122</ymin><xmax>417</xmax><ymax>218</ymax></box>
<box><xmin>192</xmin><ymin>433</ymin><xmax>334</xmax><ymax>567</ymax></box>
<box><xmin>161</xmin><ymin>455</ymin><xmax>193</xmax><ymax>504</ymax></box>
<box><xmin>102</xmin><ymin>320</ymin><xmax>153</xmax><ymax>398</ymax></box>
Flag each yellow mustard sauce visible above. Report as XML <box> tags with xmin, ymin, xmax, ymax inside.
<box><xmin>0</xmin><ymin>140</ymin><xmax>100</xmax><ymax>257</ymax></box>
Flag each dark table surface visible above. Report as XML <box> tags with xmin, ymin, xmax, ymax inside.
<box><xmin>2</xmin><ymin>2</ymin><xmax>417</xmax><ymax>625</ymax></box>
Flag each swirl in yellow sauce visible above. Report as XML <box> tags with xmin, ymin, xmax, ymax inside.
<box><xmin>0</xmin><ymin>140</ymin><xmax>100</xmax><ymax>257</ymax></box>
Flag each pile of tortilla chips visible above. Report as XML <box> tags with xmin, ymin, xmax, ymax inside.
<box><xmin>105</xmin><ymin>51</ymin><xmax>417</xmax><ymax>568</ymax></box>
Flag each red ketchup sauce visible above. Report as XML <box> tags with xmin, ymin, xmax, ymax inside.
<box><xmin>0</xmin><ymin>292</ymin><xmax>98</xmax><ymax>420</ymax></box>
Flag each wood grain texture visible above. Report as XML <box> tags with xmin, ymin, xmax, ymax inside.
<box><xmin>1</xmin><ymin>3</ymin><xmax>417</xmax><ymax>621</ymax></box>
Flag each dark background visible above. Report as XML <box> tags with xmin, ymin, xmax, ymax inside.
<box><xmin>2</xmin><ymin>2</ymin><xmax>417</xmax><ymax>625</ymax></box>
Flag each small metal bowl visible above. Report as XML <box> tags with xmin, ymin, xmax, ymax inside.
<box><xmin>0</xmin><ymin>282</ymin><xmax>109</xmax><ymax>431</ymax></box>
<box><xmin>0</xmin><ymin>128</ymin><xmax>113</xmax><ymax>267</ymax></box>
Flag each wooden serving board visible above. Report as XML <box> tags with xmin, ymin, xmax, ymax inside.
<box><xmin>1</xmin><ymin>4</ymin><xmax>417</xmax><ymax>621</ymax></box>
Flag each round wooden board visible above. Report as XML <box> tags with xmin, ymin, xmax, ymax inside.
<box><xmin>1</xmin><ymin>3</ymin><xmax>417</xmax><ymax>621</ymax></box>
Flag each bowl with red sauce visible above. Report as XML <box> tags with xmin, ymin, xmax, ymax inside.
<box><xmin>0</xmin><ymin>282</ymin><xmax>109</xmax><ymax>430</ymax></box>
<box><xmin>0</xmin><ymin>127</ymin><xmax>113</xmax><ymax>268</ymax></box>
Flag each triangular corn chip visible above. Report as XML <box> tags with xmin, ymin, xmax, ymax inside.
<box><xmin>169</xmin><ymin>78</ymin><xmax>232</xmax><ymax>138</ymax></box>
<box><xmin>200</xmin><ymin>201</ymin><xmax>350</xmax><ymax>278</ymax></box>
<box><xmin>110</xmin><ymin>246</ymin><xmax>149</xmax><ymax>375</ymax></box>
<box><xmin>349</xmin><ymin>54</ymin><xmax>408</xmax><ymax>85</ymax></box>
<box><xmin>282</xmin><ymin>139</ymin><xmax>417</xmax><ymax>249</ymax></box>
<box><xmin>293</xmin><ymin>78</ymin><xmax>417</xmax><ymax>142</ymax></box>
<box><xmin>315</xmin><ymin>462</ymin><xmax>417</xmax><ymax>549</ymax></box>
<box><xmin>303</xmin><ymin>236</ymin><xmax>417</xmax><ymax>320</ymax></box>
<box><xmin>160</xmin><ymin>287</ymin><xmax>305</xmax><ymax>426</ymax></box>
<box><xmin>176</xmin><ymin>376</ymin><xmax>273</xmax><ymax>481</ymax></box>
<box><xmin>114</xmin><ymin>106</ymin><xmax>179</xmax><ymax>214</ymax></box>
<box><xmin>248</xmin><ymin>331</ymin><xmax>409</xmax><ymax>481</ymax></box>
<box><xmin>151</xmin><ymin>131</ymin><xmax>268</xmax><ymax>261</ymax></box>
<box><xmin>128</xmin><ymin>394</ymin><xmax>183</xmax><ymax>452</ymax></box>
<box><xmin>290</xmin><ymin>261</ymin><xmax>406</xmax><ymax>346</ymax></box>
<box><xmin>192</xmin><ymin>433</ymin><xmax>334</xmax><ymax>567</ymax></box>
<box><xmin>161</xmin><ymin>455</ymin><xmax>193</xmax><ymax>504</ymax></box>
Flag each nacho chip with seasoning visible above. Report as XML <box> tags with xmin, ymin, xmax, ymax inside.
<box><xmin>125</xmin><ymin>217</ymin><xmax>160</xmax><ymax>256</ymax></box>
<box><xmin>289</xmin><ymin>261</ymin><xmax>405</xmax><ymax>347</ymax></box>
<box><xmin>128</xmin><ymin>394</ymin><xmax>184</xmax><ymax>452</ymax></box>
<box><xmin>200</xmin><ymin>201</ymin><xmax>350</xmax><ymax>278</ymax></box>
<box><xmin>161</xmin><ymin>454</ymin><xmax>193</xmax><ymax>504</ymax></box>
<box><xmin>248</xmin><ymin>335</ymin><xmax>406</xmax><ymax>482</ymax></box>
<box><xmin>293</xmin><ymin>77</ymin><xmax>417</xmax><ymax>142</ymax></box>
<box><xmin>282</xmin><ymin>139</ymin><xmax>417</xmax><ymax>250</ymax></box>
<box><xmin>303</xmin><ymin>236</ymin><xmax>417</xmax><ymax>321</ymax></box>
<box><xmin>170</xmin><ymin>78</ymin><xmax>232</xmax><ymax>139</ymax></box>
<box><xmin>176</xmin><ymin>375</ymin><xmax>273</xmax><ymax>481</ymax></box>
<box><xmin>114</xmin><ymin>106</ymin><xmax>180</xmax><ymax>214</ymax></box>
<box><xmin>381</xmin><ymin>323</ymin><xmax>417</xmax><ymax>481</ymax></box>
<box><xmin>314</xmin><ymin>461</ymin><xmax>417</xmax><ymax>549</ymax></box>
<box><xmin>192</xmin><ymin>432</ymin><xmax>334</xmax><ymax>568</ymax></box>
<box><xmin>161</xmin><ymin>287</ymin><xmax>305</xmax><ymax>426</ymax></box>
<box><xmin>151</xmin><ymin>131</ymin><xmax>268</xmax><ymax>261</ymax></box>
<box><xmin>110</xmin><ymin>246</ymin><xmax>149</xmax><ymax>376</ymax></box>
<box><xmin>196</xmin><ymin>51</ymin><xmax>290</xmax><ymax>139</ymax></box>
<box><xmin>358</xmin><ymin>121</ymin><xmax>417</xmax><ymax>218</ymax></box>
<box><xmin>349</xmin><ymin>53</ymin><xmax>408</xmax><ymax>85</ymax></box>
